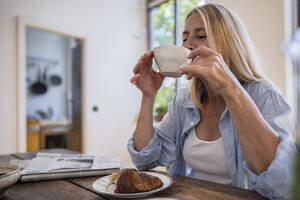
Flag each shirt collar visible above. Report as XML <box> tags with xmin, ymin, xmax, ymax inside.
<box><xmin>182</xmin><ymin>86</ymin><xmax>229</xmax><ymax>121</ymax></box>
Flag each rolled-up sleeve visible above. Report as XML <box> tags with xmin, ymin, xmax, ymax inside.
<box><xmin>127</xmin><ymin>95</ymin><xmax>180</xmax><ymax>170</ymax></box>
<box><xmin>127</xmin><ymin>130</ymin><xmax>163</xmax><ymax>170</ymax></box>
<box><xmin>243</xmin><ymin>83</ymin><xmax>297</xmax><ymax>200</ymax></box>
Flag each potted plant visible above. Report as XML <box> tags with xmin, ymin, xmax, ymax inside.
<box><xmin>154</xmin><ymin>105</ymin><xmax>168</xmax><ymax>122</ymax></box>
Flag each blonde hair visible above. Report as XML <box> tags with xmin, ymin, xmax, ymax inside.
<box><xmin>186</xmin><ymin>4</ymin><xmax>263</xmax><ymax>110</ymax></box>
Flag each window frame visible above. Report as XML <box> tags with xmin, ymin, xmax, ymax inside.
<box><xmin>146</xmin><ymin>0</ymin><xmax>180</xmax><ymax>92</ymax></box>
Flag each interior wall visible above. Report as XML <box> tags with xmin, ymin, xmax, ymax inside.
<box><xmin>206</xmin><ymin>0</ymin><xmax>291</xmax><ymax>101</ymax></box>
<box><xmin>0</xmin><ymin>0</ymin><xmax>147</xmax><ymax>163</ymax></box>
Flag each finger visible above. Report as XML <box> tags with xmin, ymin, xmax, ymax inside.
<box><xmin>180</xmin><ymin>64</ymin><xmax>210</xmax><ymax>77</ymax></box>
<box><xmin>141</xmin><ymin>51</ymin><xmax>152</xmax><ymax>62</ymax></box>
<box><xmin>138</xmin><ymin>52</ymin><xmax>154</xmax><ymax>71</ymax></box>
<box><xmin>147</xmin><ymin>51</ymin><xmax>154</xmax><ymax>66</ymax></box>
<box><xmin>131</xmin><ymin>80</ymin><xmax>139</xmax><ymax>90</ymax></box>
<box><xmin>190</xmin><ymin>56</ymin><xmax>221</xmax><ymax>66</ymax></box>
<box><xmin>133</xmin><ymin>53</ymin><xmax>147</xmax><ymax>74</ymax></box>
<box><xmin>133</xmin><ymin>60</ymin><xmax>142</xmax><ymax>74</ymax></box>
<box><xmin>134</xmin><ymin>52</ymin><xmax>154</xmax><ymax>74</ymax></box>
<box><xmin>149</xmin><ymin>50</ymin><xmax>154</xmax><ymax>57</ymax></box>
<box><xmin>130</xmin><ymin>74</ymin><xmax>140</xmax><ymax>83</ymax></box>
<box><xmin>144</xmin><ymin>51</ymin><xmax>154</xmax><ymax>68</ymax></box>
<box><xmin>131</xmin><ymin>80</ymin><xmax>137</xmax><ymax>86</ymax></box>
<box><xmin>130</xmin><ymin>77</ymin><xmax>135</xmax><ymax>83</ymax></box>
<box><xmin>186</xmin><ymin>72</ymin><xmax>194</xmax><ymax>80</ymax></box>
<box><xmin>179</xmin><ymin>66</ymin><xmax>194</xmax><ymax>80</ymax></box>
<box><xmin>188</xmin><ymin>46</ymin><xmax>219</xmax><ymax>59</ymax></box>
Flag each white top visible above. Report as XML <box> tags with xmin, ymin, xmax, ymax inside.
<box><xmin>183</xmin><ymin>128</ymin><xmax>232</xmax><ymax>185</ymax></box>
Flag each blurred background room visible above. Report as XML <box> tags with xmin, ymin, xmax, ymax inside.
<box><xmin>0</xmin><ymin>0</ymin><xmax>299</xmax><ymax>169</ymax></box>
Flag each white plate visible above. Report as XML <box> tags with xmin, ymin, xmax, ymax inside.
<box><xmin>92</xmin><ymin>171</ymin><xmax>173</xmax><ymax>199</ymax></box>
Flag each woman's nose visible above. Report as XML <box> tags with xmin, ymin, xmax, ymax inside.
<box><xmin>182</xmin><ymin>38</ymin><xmax>195</xmax><ymax>51</ymax></box>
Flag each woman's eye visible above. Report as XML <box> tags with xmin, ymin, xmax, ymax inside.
<box><xmin>182</xmin><ymin>38</ymin><xmax>187</xmax><ymax>42</ymax></box>
<box><xmin>197</xmin><ymin>35</ymin><xmax>207</xmax><ymax>40</ymax></box>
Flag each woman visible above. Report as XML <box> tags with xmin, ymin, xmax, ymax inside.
<box><xmin>128</xmin><ymin>4</ymin><xmax>297</xmax><ymax>200</ymax></box>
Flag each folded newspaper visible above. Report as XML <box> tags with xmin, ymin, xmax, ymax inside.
<box><xmin>10</xmin><ymin>152</ymin><xmax>120</xmax><ymax>182</ymax></box>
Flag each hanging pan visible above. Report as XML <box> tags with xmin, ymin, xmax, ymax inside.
<box><xmin>30</xmin><ymin>67</ymin><xmax>47</xmax><ymax>95</ymax></box>
<box><xmin>49</xmin><ymin>74</ymin><xmax>62</xmax><ymax>86</ymax></box>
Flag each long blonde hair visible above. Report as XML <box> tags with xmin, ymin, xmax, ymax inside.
<box><xmin>187</xmin><ymin>4</ymin><xmax>263</xmax><ymax>110</ymax></box>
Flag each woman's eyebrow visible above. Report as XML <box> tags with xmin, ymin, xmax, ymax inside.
<box><xmin>195</xmin><ymin>27</ymin><xmax>205</xmax><ymax>32</ymax></box>
<box><xmin>183</xmin><ymin>27</ymin><xmax>205</xmax><ymax>36</ymax></box>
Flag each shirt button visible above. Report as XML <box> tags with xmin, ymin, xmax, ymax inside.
<box><xmin>190</xmin><ymin>122</ymin><xmax>194</xmax><ymax>126</ymax></box>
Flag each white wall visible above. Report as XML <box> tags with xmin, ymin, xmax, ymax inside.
<box><xmin>26</xmin><ymin>27</ymin><xmax>69</xmax><ymax>120</ymax></box>
<box><xmin>0</xmin><ymin>0</ymin><xmax>147</xmax><ymax>163</ymax></box>
<box><xmin>205</xmin><ymin>0</ymin><xmax>292</xmax><ymax>103</ymax></box>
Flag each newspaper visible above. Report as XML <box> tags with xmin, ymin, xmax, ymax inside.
<box><xmin>10</xmin><ymin>152</ymin><xmax>120</xmax><ymax>182</ymax></box>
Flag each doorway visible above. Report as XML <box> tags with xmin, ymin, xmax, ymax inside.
<box><xmin>26</xmin><ymin>27</ymin><xmax>82</xmax><ymax>151</ymax></box>
<box><xmin>17</xmin><ymin>17</ymin><xmax>85</xmax><ymax>152</ymax></box>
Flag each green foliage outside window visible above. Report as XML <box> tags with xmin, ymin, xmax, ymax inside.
<box><xmin>151</xmin><ymin>0</ymin><xmax>204</xmax><ymax>121</ymax></box>
<box><xmin>153</xmin><ymin>0</ymin><xmax>174</xmax><ymax>46</ymax></box>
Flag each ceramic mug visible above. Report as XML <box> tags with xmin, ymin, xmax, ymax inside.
<box><xmin>153</xmin><ymin>45</ymin><xmax>191</xmax><ymax>78</ymax></box>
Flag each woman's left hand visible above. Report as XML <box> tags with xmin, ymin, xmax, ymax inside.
<box><xmin>179</xmin><ymin>46</ymin><xmax>239</xmax><ymax>97</ymax></box>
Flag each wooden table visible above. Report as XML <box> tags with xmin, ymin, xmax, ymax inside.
<box><xmin>0</xmin><ymin>149</ymin><xmax>267</xmax><ymax>200</ymax></box>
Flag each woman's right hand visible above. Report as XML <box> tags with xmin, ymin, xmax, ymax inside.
<box><xmin>130</xmin><ymin>51</ymin><xmax>164</xmax><ymax>97</ymax></box>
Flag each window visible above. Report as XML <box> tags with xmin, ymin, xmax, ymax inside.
<box><xmin>147</xmin><ymin>0</ymin><xmax>205</xmax><ymax>121</ymax></box>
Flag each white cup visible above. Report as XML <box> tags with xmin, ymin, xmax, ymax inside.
<box><xmin>153</xmin><ymin>45</ymin><xmax>191</xmax><ymax>78</ymax></box>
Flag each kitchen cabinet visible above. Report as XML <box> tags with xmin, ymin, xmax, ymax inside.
<box><xmin>27</xmin><ymin>120</ymin><xmax>71</xmax><ymax>151</ymax></box>
<box><xmin>26</xmin><ymin>120</ymin><xmax>40</xmax><ymax>152</ymax></box>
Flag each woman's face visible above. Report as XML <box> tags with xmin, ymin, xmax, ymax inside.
<box><xmin>182</xmin><ymin>13</ymin><xmax>209</xmax><ymax>50</ymax></box>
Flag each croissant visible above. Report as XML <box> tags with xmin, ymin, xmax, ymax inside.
<box><xmin>108</xmin><ymin>171</ymin><xmax>122</xmax><ymax>184</ymax></box>
<box><xmin>113</xmin><ymin>169</ymin><xmax>163</xmax><ymax>193</ymax></box>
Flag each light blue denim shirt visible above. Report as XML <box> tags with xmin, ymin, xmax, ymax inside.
<box><xmin>127</xmin><ymin>81</ymin><xmax>297</xmax><ymax>200</ymax></box>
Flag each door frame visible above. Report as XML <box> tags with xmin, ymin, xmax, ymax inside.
<box><xmin>17</xmin><ymin>16</ymin><xmax>87</xmax><ymax>152</ymax></box>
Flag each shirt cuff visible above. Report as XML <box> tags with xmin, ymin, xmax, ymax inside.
<box><xmin>127</xmin><ymin>128</ymin><xmax>162</xmax><ymax>168</ymax></box>
<box><xmin>242</xmin><ymin>135</ymin><xmax>297</xmax><ymax>199</ymax></box>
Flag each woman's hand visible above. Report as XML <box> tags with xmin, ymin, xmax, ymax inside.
<box><xmin>179</xmin><ymin>46</ymin><xmax>239</xmax><ymax>97</ymax></box>
<box><xmin>130</xmin><ymin>51</ymin><xmax>164</xmax><ymax>97</ymax></box>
